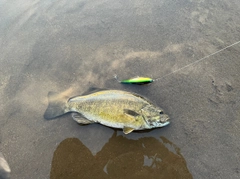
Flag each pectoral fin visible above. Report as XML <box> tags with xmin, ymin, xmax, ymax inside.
<box><xmin>123</xmin><ymin>127</ymin><xmax>134</xmax><ymax>134</ymax></box>
<box><xmin>71</xmin><ymin>113</ymin><xmax>94</xmax><ymax>125</ymax></box>
<box><xmin>123</xmin><ymin>109</ymin><xmax>140</xmax><ymax>117</ymax></box>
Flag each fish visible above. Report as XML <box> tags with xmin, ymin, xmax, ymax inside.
<box><xmin>0</xmin><ymin>152</ymin><xmax>11</xmax><ymax>179</ymax></box>
<box><xmin>44</xmin><ymin>89</ymin><xmax>170</xmax><ymax>134</ymax></box>
<box><xmin>114</xmin><ymin>75</ymin><xmax>153</xmax><ymax>85</ymax></box>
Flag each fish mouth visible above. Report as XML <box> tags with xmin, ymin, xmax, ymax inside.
<box><xmin>160</xmin><ymin>115</ymin><xmax>170</xmax><ymax>123</ymax></box>
<box><xmin>159</xmin><ymin>116</ymin><xmax>170</xmax><ymax>127</ymax></box>
<box><xmin>160</xmin><ymin>121</ymin><xmax>170</xmax><ymax>127</ymax></box>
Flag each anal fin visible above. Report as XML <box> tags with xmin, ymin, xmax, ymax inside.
<box><xmin>71</xmin><ymin>113</ymin><xmax>94</xmax><ymax>125</ymax></box>
<box><xmin>123</xmin><ymin>127</ymin><xmax>134</xmax><ymax>134</ymax></box>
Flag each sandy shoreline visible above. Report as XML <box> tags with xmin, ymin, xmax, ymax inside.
<box><xmin>0</xmin><ymin>0</ymin><xmax>240</xmax><ymax>178</ymax></box>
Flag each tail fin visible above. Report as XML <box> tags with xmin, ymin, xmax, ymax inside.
<box><xmin>44</xmin><ymin>92</ymin><xmax>70</xmax><ymax>119</ymax></box>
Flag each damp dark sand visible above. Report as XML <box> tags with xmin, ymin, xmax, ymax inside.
<box><xmin>0</xmin><ymin>0</ymin><xmax>240</xmax><ymax>178</ymax></box>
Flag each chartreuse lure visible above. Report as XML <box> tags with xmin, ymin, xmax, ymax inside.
<box><xmin>114</xmin><ymin>75</ymin><xmax>153</xmax><ymax>85</ymax></box>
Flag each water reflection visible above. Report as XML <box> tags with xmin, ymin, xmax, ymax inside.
<box><xmin>50</xmin><ymin>131</ymin><xmax>192</xmax><ymax>179</ymax></box>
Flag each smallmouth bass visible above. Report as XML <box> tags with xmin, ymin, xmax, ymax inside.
<box><xmin>44</xmin><ymin>89</ymin><xmax>170</xmax><ymax>134</ymax></box>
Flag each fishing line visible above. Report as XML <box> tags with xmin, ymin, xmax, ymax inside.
<box><xmin>114</xmin><ymin>40</ymin><xmax>240</xmax><ymax>85</ymax></box>
<box><xmin>154</xmin><ymin>40</ymin><xmax>240</xmax><ymax>82</ymax></box>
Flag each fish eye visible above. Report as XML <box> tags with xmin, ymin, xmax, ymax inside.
<box><xmin>159</xmin><ymin>111</ymin><xmax>164</xmax><ymax>114</ymax></box>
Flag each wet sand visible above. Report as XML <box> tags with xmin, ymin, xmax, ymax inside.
<box><xmin>0</xmin><ymin>0</ymin><xmax>240</xmax><ymax>178</ymax></box>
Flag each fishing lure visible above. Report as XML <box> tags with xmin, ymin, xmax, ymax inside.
<box><xmin>114</xmin><ymin>40</ymin><xmax>240</xmax><ymax>85</ymax></box>
<box><xmin>114</xmin><ymin>75</ymin><xmax>153</xmax><ymax>85</ymax></box>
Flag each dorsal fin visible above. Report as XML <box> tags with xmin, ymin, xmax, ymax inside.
<box><xmin>69</xmin><ymin>87</ymin><xmax>109</xmax><ymax>101</ymax></box>
<box><xmin>81</xmin><ymin>87</ymin><xmax>109</xmax><ymax>96</ymax></box>
<box><xmin>130</xmin><ymin>92</ymin><xmax>154</xmax><ymax>105</ymax></box>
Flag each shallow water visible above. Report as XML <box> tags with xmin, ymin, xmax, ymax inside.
<box><xmin>50</xmin><ymin>132</ymin><xmax>192</xmax><ymax>179</ymax></box>
<box><xmin>1</xmin><ymin>0</ymin><xmax>240</xmax><ymax>178</ymax></box>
